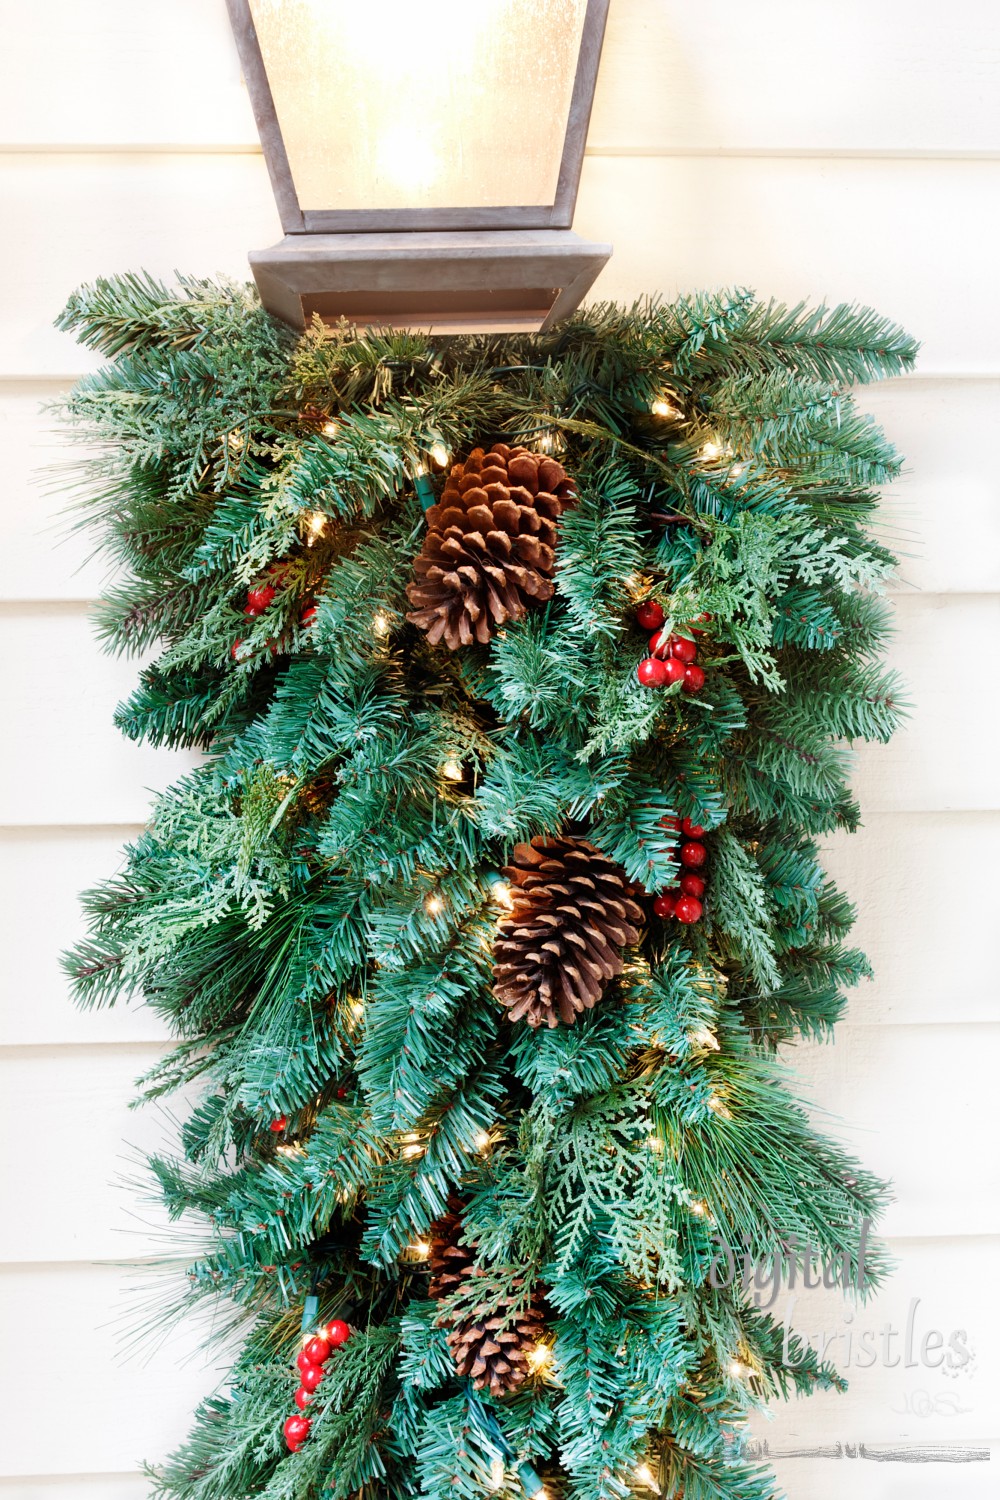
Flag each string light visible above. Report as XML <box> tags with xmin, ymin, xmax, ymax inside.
<box><xmin>650</xmin><ymin>397</ymin><xmax>681</xmax><ymax>419</ymax></box>
<box><xmin>400</xmin><ymin>1132</ymin><xmax>424</xmax><ymax>1160</ymax></box>
<box><xmin>490</xmin><ymin>879</ymin><xmax>514</xmax><ymax>910</ymax></box>
<box><xmin>635</xmin><ymin>1464</ymin><xmax>662</xmax><ymax>1494</ymax></box>
<box><xmin>689</xmin><ymin>1028</ymin><xmax>720</xmax><ymax>1051</ymax></box>
<box><xmin>322</xmin><ymin>419</ymin><xmax>340</xmax><ymax>438</ymax></box>
<box><xmin>441</xmin><ymin>758</ymin><xmax>463</xmax><ymax>781</ymax></box>
<box><xmin>708</xmin><ymin>1094</ymin><xmax>733</xmax><ymax>1120</ymax></box>
<box><xmin>428</xmin><ymin>441</ymin><xmax>451</xmax><ymax>468</ymax></box>
<box><xmin>227</xmin><ymin>429</ymin><xmax>245</xmax><ymax>452</ymax></box>
<box><xmin>489</xmin><ymin>1457</ymin><xmax>506</xmax><ymax>1491</ymax></box>
<box><xmin>401</xmin><ymin>1239</ymin><xmax>431</xmax><ymax>1261</ymax></box>
<box><xmin>304</xmin><ymin>510</ymin><xmax>328</xmax><ymax>543</ymax></box>
<box><xmin>276</xmin><ymin>1142</ymin><xmax>306</xmax><ymax>1159</ymax></box>
<box><xmin>729</xmin><ymin>1358</ymin><xmax>749</xmax><ymax>1379</ymax></box>
<box><xmin>371</xmin><ymin>610</ymin><xmax>391</xmax><ymax>638</ymax></box>
<box><xmin>424</xmin><ymin>893</ymin><xmax>445</xmax><ymax>917</ymax></box>
<box><xmin>690</xmin><ymin>1200</ymin><xmax>707</xmax><ymax>1217</ymax></box>
<box><xmin>698</xmin><ymin>440</ymin><xmax>722</xmax><ymax>461</ymax></box>
<box><xmin>647</xmin><ymin>1135</ymin><xmax>664</xmax><ymax>1155</ymax></box>
<box><xmin>473</xmin><ymin>1129</ymin><xmax>492</xmax><ymax>1152</ymax></box>
<box><xmin>526</xmin><ymin>1343</ymin><xmax>553</xmax><ymax>1373</ymax></box>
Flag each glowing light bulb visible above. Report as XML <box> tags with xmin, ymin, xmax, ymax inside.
<box><xmin>526</xmin><ymin>1344</ymin><xmax>552</xmax><ymax>1372</ymax></box>
<box><xmin>473</xmin><ymin>1129</ymin><xmax>492</xmax><ymax>1153</ymax></box>
<box><xmin>730</xmin><ymin>461</ymin><xmax>745</xmax><ymax>477</ymax></box>
<box><xmin>227</xmin><ymin>429</ymin><xmax>245</xmax><ymax>452</ymax></box>
<box><xmin>408</xmin><ymin>1240</ymin><xmax>431</xmax><ymax>1258</ymax></box>
<box><xmin>428</xmin><ymin>442</ymin><xmax>451</xmax><ymax>469</ymax></box>
<box><xmin>424</xmin><ymin>893</ymin><xmax>445</xmax><ymax>917</ymax></box>
<box><xmin>537</xmin><ymin>430</ymin><xmax>557</xmax><ymax>453</ymax></box>
<box><xmin>650</xmin><ymin>397</ymin><xmax>679</xmax><ymax>419</ymax></box>
<box><xmin>371</xmin><ymin>610</ymin><xmax>391</xmax><ymax>638</ymax></box>
<box><xmin>729</xmin><ymin>1359</ymin><xmax>748</xmax><ymax>1379</ymax></box>
<box><xmin>647</xmin><ymin>1135</ymin><xmax>664</xmax><ymax>1155</ymax></box>
<box><xmin>322</xmin><ymin>420</ymin><xmax>340</xmax><ymax>438</ymax></box>
<box><xmin>304</xmin><ymin>510</ymin><xmax>328</xmax><ymax>543</ymax></box>
<box><xmin>690</xmin><ymin>1200</ymin><xmax>707</xmax><ymax>1217</ymax></box>
<box><xmin>441</xmin><ymin>759</ymin><xmax>463</xmax><ymax>782</ymax></box>
<box><xmin>708</xmin><ymin>1094</ymin><xmax>732</xmax><ymax>1119</ymax></box>
<box><xmin>491</xmin><ymin>879</ymin><xmax>514</xmax><ymax>910</ymax></box>
<box><xmin>635</xmin><ymin>1464</ymin><xmax>661</xmax><ymax>1494</ymax></box>
<box><xmin>689</xmin><ymin>1028</ymin><xmax>720</xmax><ymax>1051</ymax></box>
<box><xmin>489</xmin><ymin>1457</ymin><xmax>505</xmax><ymax>1491</ymax></box>
<box><xmin>699</xmin><ymin>440</ymin><xmax>722</xmax><ymax>461</ymax></box>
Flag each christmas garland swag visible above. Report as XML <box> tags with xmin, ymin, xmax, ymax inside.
<box><xmin>58</xmin><ymin>274</ymin><xmax>916</xmax><ymax>1500</ymax></box>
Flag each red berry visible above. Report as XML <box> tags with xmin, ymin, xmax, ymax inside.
<box><xmin>691</xmin><ymin>612</ymin><xmax>713</xmax><ymax>635</ymax></box>
<box><xmin>648</xmin><ymin>628</ymin><xmax>671</xmax><ymax>658</ymax></box>
<box><xmin>244</xmin><ymin>584</ymin><xmax>276</xmax><ymax>617</ymax></box>
<box><xmin>636</xmin><ymin>600</ymin><xmax>665</xmax><ymax>632</ymax></box>
<box><xmin>659</xmin><ymin>815</ymin><xmax>681</xmax><ymax>833</ymax></box>
<box><xmin>675</xmin><ymin>895</ymin><xmax>703</xmax><ymax>924</ymax></box>
<box><xmin>325</xmin><ymin>1319</ymin><xmax>351</xmax><ymax>1348</ymax></box>
<box><xmin>293</xmin><ymin>1386</ymin><xmax>313</xmax><ymax>1411</ymax></box>
<box><xmin>653</xmin><ymin>892</ymin><xmax>678</xmax><ymax>919</ymax></box>
<box><xmin>680</xmin><ymin>841</ymin><xmax>707</xmax><ymax>869</ymax></box>
<box><xmin>296</xmin><ymin>1349</ymin><xmax>315</xmax><ymax>1376</ymax></box>
<box><xmin>270</xmin><ymin>1115</ymin><xmax>288</xmax><ymax>1132</ymax></box>
<box><xmin>683</xmin><ymin>663</ymin><xmax>706</xmax><ymax>693</ymax></box>
<box><xmin>669</xmin><ymin>635</ymin><xmax>698</xmax><ymax>663</ymax></box>
<box><xmin>662</xmin><ymin>656</ymin><xmax>686</xmax><ymax>685</ymax></box>
<box><xmin>680</xmin><ymin>818</ymin><xmax>705</xmax><ymax>839</ymax></box>
<box><xmin>637</xmin><ymin>657</ymin><xmax>668</xmax><ymax>687</ymax></box>
<box><xmin>283</xmin><ymin>1414</ymin><xmax>311</xmax><ymax>1450</ymax></box>
<box><xmin>299</xmin><ymin>1362</ymin><xmax>325</xmax><ymax>1393</ymax></box>
<box><xmin>304</xmin><ymin>1336</ymin><xmax>331</xmax><ymax>1364</ymax></box>
<box><xmin>300</xmin><ymin>605</ymin><xmax>318</xmax><ymax>627</ymax></box>
<box><xmin>679</xmin><ymin>873</ymin><xmax>705</xmax><ymax>898</ymax></box>
<box><xmin>230</xmin><ymin>639</ymin><xmax>245</xmax><ymax>661</ymax></box>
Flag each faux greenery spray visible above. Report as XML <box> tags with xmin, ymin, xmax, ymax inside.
<box><xmin>57</xmin><ymin>272</ymin><xmax>916</xmax><ymax>1500</ymax></box>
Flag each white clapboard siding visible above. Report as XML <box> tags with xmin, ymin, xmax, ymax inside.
<box><xmin>791</xmin><ymin>1026</ymin><xmax>1000</xmax><ymax>1239</ymax></box>
<box><xmin>3</xmin><ymin>0</ymin><xmax>1000</xmax><ymax>156</ymax></box>
<box><xmin>3</xmin><ymin>154</ymin><xmax>1000</xmax><ymax>378</ymax></box>
<box><xmin>7</xmin><ymin>812</ymin><xmax>995</xmax><ymax>1052</ymax></box>
<box><xmin>2</xmin><ymin>595</ymin><xmax>996</xmax><ymax>827</ymax></box>
<box><xmin>4</xmin><ymin>379</ymin><xmax>999</xmax><ymax>602</ymax></box>
<box><xmin>0</xmin><ymin>609</ymin><xmax>199</xmax><ymax>827</ymax></box>
<box><xmin>0</xmin><ymin>1239</ymin><xmax>994</xmax><ymax>1475</ymax></box>
<box><xmin>0</xmin><ymin>827</ymin><xmax>169</xmax><ymax>1048</ymax></box>
<box><xmin>3</xmin><ymin>1</ymin><xmax>999</xmax><ymax>1494</ymax></box>
<box><xmin>0</xmin><ymin>1025</ymin><xmax>994</xmax><ymax>1268</ymax></box>
<box><xmin>0</xmin><ymin>1044</ymin><xmax>177</xmax><ymax>1263</ymax></box>
<box><xmin>821</xmin><ymin>814</ymin><xmax>1000</xmax><ymax>1027</ymax></box>
<box><xmin>745</xmin><ymin>1236</ymin><xmax>1000</xmax><ymax>1448</ymax></box>
<box><xmin>0</xmin><ymin>1262</ymin><xmax>227</xmax><ymax>1477</ymax></box>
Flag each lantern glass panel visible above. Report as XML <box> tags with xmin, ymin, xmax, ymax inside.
<box><xmin>247</xmin><ymin>0</ymin><xmax>588</xmax><ymax>212</ymax></box>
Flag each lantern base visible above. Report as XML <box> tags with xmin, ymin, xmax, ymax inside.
<box><xmin>249</xmin><ymin>230</ymin><xmax>612</xmax><ymax>334</ymax></box>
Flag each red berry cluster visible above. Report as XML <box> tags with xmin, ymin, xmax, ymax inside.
<box><xmin>282</xmin><ymin>1320</ymin><xmax>351</xmax><ymax>1451</ymax></box>
<box><xmin>653</xmin><ymin>817</ymin><xmax>708</xmax><ymax>925</ymax></box>
<box><xmin>634</xmin><ymin>601</ymin><xmax>708</xmax><ymax>694</ymax></box>
<box><xmin>231</xmin><ymin>578</ymin><xmax>317</xmax><ymax>662</ymax></box>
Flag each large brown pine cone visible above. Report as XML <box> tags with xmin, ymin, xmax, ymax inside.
<box><xmin>405</xmin><ymin>443</ymin><xmax>576</xmax><ymax>649</ymax></box>
<box><xmin>445</xmin><ymin>1273</ymin><xmax>548</xmax><ymax>1397</ymax></box>
<box><xmin>493</xmin><ymin>836</ymin><xmax>644</xmax><ymax>1028</ymax></box>
<box><xmin>427</xmin><ymin>1196</ymin><xmax>475</xmax><ymax>1301</ymax></box>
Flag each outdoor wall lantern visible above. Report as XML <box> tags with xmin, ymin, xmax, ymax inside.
<box><xmin>226</xmin><ymin>0</ymin><xmax>612</xmax><ymax>332</ymax></box>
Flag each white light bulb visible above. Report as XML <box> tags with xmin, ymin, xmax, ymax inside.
<box><xmin>650</xmin><ymin>397</ymin><xmax>678</xmax><ymax>419</ymax></box>
<box><xmin>371</xmin><ymin>610</ymin><xmax>391</xmax><ymax>638</ymax></box>
<box><xmin>699</xmin><ymin>440</ymin><xmax>722</xmax><ymax>461</ymax></box>
<box><xmin>441</xmin><ymin>759</ymin><xmax>463</xmax><ymax>781</ymax></box>
<box><xmin>491</xmin><ymin>879</ymin><xmax>514</xmax><ymax>910</ymax></box>
<box><xmin>635</xmin><ymin>1464</ymin><xmax>661</xmax><ymax>1494</ymax></box>
<box><xmin>424</xmin><ymin>893</ymin><xmax>445</xmax><ymax>917</ymax></box>
<box><xmin>473</xmin><ymin>1129</ymin><xmax>492</xmax><ymax>1152</ymax></box>
<box><xmin>305</xmin><ymin>510</ymin><xmax>327</xmax><ymax>543</ymax></box>
<box><xmin>689</xmin><ymin>1028</ymin><xmax>720</xmax><ymax>1051</ymax></box>
<box><xmin>526</xmin><ymin>1344</ymin><xmax>552</xmax><ymax>1372</ymax></box>
<box><xmin>322</xmin><ymin>420</ymin><xmax>340</xmax><ymax>438</ymax></box>
<box><xmin>429</xmin><ymin>442</ymin><xmax>450</xmax><ymax>468</ymax></box>
<box><xmin>489</xmin><ymin>1456</ymin><xmax>505</xmax><ymax>1491</ymax></box>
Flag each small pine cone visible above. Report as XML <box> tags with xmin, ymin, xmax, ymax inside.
<box><xmin>493</xmin><ymin>836</ymin><xmax>644</xmax><ymax>1028</ymax></box>
<box><xmin>405</xmin><ymin>443</ymin><xmax>576</xmax><ymax>649</ymax></box>
<box><xmin>446</xmin><ymin>1274</ymin><xmax>548</xmax><ymax>1398</ymax></box>
<box><xmin>427</xmin><ymin>1196</ymin><xmax>475</xmax><ymax>1301</ymax></box>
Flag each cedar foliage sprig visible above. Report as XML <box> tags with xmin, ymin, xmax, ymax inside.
<box><xmin>57</xmin><ymin>275</ymin><xmax>916</xmax><ymax>1500</ymax></box>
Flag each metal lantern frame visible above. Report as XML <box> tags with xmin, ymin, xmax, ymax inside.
<box><xmin>225</xmin><ymin>0</ymin><xmax>613</xmax><ymax>331</ymax></box>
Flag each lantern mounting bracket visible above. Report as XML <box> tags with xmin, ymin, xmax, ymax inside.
<box><xmin>250</xmin><ymin>229</ymin><xmax>612</xmax><ymax>334</ymax></box>
<box><xmin>227</xmin><ymin>0</ymin><xmax>613</xmax><ymax>332</ymax></box>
